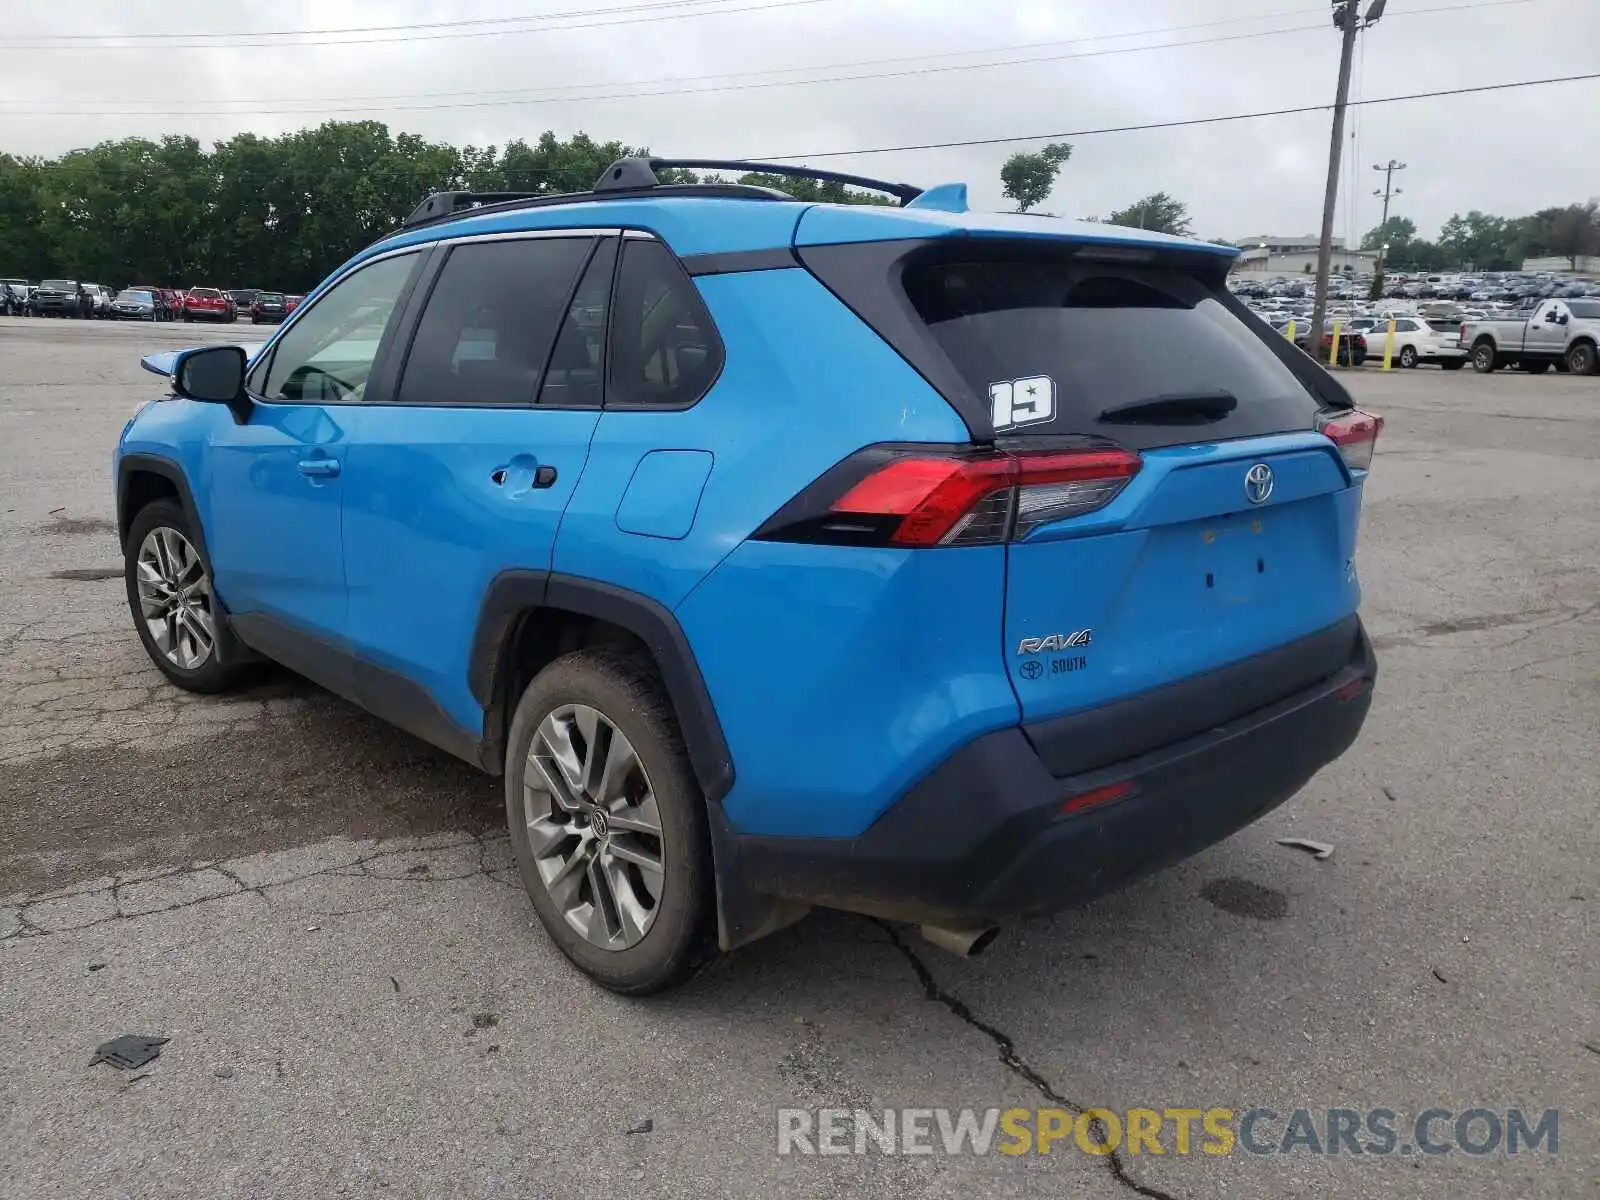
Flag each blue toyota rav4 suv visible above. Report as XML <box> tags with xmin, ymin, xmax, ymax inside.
<box><xmin>115</xmin><ymin>158</ymin><xmax>1379</xmax><ymax>993</ymax></box>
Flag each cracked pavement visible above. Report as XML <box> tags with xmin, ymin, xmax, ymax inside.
<box><xmin>1</xmin><ymin>318</ymin><xmax>1597</xmax><ymax>1198</ymax></box>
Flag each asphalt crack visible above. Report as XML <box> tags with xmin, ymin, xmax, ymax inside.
<box><xmin>1</xmin><ymin>831</ymin><xmax>513</xmax><ymax>944</ymax></box>
<box><xmin>879</xmin><ymin>922</ymin><xmax>1180</xmax><ymax>1200</ymax></box>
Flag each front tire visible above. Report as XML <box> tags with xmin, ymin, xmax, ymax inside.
<box><xmin>1399</xmin><ymin>345</ymin><xmax>1418</xmax><ymax>369</ymax></box>
<box><xmin>1472</xmin><ymin>341</ymin><xmax>1498</xmax><ymax>373</ymax></box>
<box><xmin>1564</xmin><ymin>341</ymin><xmax>1597</xmax><ymax>376</ymax></box>
<box><xmin>504</xmin><ymin>648</ymin><xmax>716</xmax><ymax>995</ymax></box>
<box><xmin>123</xmin><ymin>499</ymin><xmax>252</xmax><ymax>694</ymax></box>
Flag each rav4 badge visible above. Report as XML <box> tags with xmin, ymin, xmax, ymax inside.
<box><xmin>1017</xmin><ymin>630</ymin><xmax>1092</xmax><ymax>656</ymax></box>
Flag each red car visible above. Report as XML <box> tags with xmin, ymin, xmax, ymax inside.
<box><xmin>182</xmin><ymin>287</ymin><xmax>234</xmax><ymax>323</ymax></box>
<box><xmin>284</xmin><ymin>294</ymin><xmax>304</xmax><ymax>315</ymax></box>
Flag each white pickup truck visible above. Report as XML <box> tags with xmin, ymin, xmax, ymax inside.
<box><xmin>1458</xmin><ymin>299</ymin><xmax>1600</xmax><ymax>375</ymax></box>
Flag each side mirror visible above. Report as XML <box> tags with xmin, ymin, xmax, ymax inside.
<box><xmin>173</xmin><ymin>345</ymin><xmax>251</xmax><ymax>422</ymax></box>
<box><xmin>1559</xmin><ymin>313</ymin><xmax>1570</xmax><ymax>325</ymax></box>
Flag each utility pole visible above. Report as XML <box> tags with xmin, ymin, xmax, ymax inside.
<box><xmin>1370</xmin><ymin>159</ymin><xmax>1406</xmax><ymax>297</ymax></box>
<box><xmin>1309</xmin><ymin>0</ymin><xmax>1387</xmax><ymax>350</ymax></box>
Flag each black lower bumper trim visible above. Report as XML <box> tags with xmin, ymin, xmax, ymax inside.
<box><xmin>727</xmin><ymin>621</ymin><xmax>1376</xmax><ymax>927</ymax></box>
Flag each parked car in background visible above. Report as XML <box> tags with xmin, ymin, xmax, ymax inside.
<box><xmin>111</xmin><ymin>288</ymin><xmax>161</xmax><ymax>321</ymax></box>
<box><xmin>182</xmin><ymin>287</ymin><xmax>234</xmax><ymax>323</ymax></box>
<box><xmin>249</xmin><ymin>291</ymin><xmax>288</xmax><ymax>324</ymax></box>
<box><xmin>33</xmin><ymin>279</ymin><xmax>84</xmax><ymax>317</ymax></box>
<box><xmin>1461</xmin><ymin>299</ymin><xmax>1600</xmax><ymax>374</ymax></box>
<box><xmin>128</xmin><ymin>285</ymin><xmax>176</xmax><ymax>321</ymax></box>
<box><xmin>1373</xmin><ymin>317</ymin><xmax>1468</xmax><ymax>369</ymax></box>
<box><xmin>83</xmin><ymin>284</ymin><xmax>114</xmax><ymax>318</ymax></box>
<box><xmin>283</xmin><ymin>294</ymin><xmax>304</xmax><ymax>315</ymax></box>
<box><xmin>1295</xmin><ymin>327</ymin><xmax>1368</xmax><ymax>366</ymax></box>
<box><xmin>0</xmin><ymin>278</ymin><xmax>29</xmax><ymax>315</ymax></box>
<box><xmin>226</xmin><ymin>289</ymin><xmax>258</xmax><ymax>310</ymax></box>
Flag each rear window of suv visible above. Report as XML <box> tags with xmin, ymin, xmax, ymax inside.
<box><xmin>901</xmin><ymin>257</ymin><xmax>1322</xmax><ymax>449</ymax></box>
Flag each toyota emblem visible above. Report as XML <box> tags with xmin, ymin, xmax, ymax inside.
<box><xmin>1244</xmin><ymin>463</ymin><xmax>1274</xmax><ymax>505</ymax></box>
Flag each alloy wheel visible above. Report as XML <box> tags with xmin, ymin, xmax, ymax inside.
<box><xmin>523</xmin><ymin>703</ymin><xmax>665</xmax><ymax>951</ymax></box>
<box><xmin>135</xmin><ymin>527</ymin><xmax>216</xmax><ymax>669</ymax></box>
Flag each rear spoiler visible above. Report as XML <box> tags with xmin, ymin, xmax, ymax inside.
<box><xmin>141</xmin><ymin>344</ymin><xmax>266</xmax><ymax>379</ymax></box>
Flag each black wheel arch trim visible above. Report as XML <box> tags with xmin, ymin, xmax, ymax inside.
<box><xmin>470</xmin><ymin>571</ymin><xmax>735</xmax><ymax>803</ymax></box>
<box><xmin>117</xmin><ymin>453</ymin><xmax>207</xmax><ymax>559</ymax></box>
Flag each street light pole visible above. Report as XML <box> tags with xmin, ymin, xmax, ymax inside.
<box><xmin>1308</xmin><ymin>0</ymin><xmax>1385</xmax><ymax>352</ymax></box>
<box><xmin>1370</xmin><ymin>159</ymin><xmax>1406</xmax><ymax>298</ymax></box>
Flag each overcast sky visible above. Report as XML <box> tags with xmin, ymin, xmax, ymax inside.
<box><xmin>1</xmin><ymin>0</ymin><xmax>1595</xmax><ymax>241</ymax></box>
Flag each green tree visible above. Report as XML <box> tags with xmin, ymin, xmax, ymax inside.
<box><xmin>999</xmin><ymin>143</ymin><xmax>1073</xmax><ymax>213</ymax></box>
<box><xmin>1360</xmin><ymin>215</ymin><xmax>1416</xmax><ymax>253</ymax></box>
<box><xmin>1532</xmin><ymin>201</ymin><xmax>1600</xmax><ymax>269</ymax></box>
<box><xmin>1103</xmin><ymin>192</ymin><xmax>1192</xmax><ymax>237</ymax></box>
<box><xmin>734</xmin><ymin>173</ymin><xmax>895</xmax><ymax>205</ymax></box>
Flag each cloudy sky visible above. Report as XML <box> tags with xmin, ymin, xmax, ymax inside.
<box><xmin>1</xmin><ymin>0</ymin><xmax>1595</xmax><ymax>241</ymax></box>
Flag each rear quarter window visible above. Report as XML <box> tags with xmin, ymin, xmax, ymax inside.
<box><xmin>902</xmin><ymin>258</ymin><xmax>1324</xmax><ymax>450</ymax></box>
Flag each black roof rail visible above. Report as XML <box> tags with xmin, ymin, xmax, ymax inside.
<box><xmin>397</xmin><ymin>157</ymin><xmax>922</xmax><ymax>233</ymax></box>
<box><xmin>595</xmin><ymin>158</ymin><xmax>924</xmax><ymax>205</ymax></box>
<box><xmin>403</xmin><ymin>190</ymin><xmax>553</xmax><ymax>228</ymax></box>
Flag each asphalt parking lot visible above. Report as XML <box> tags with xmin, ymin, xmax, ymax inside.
<box><xmin>1</xmin><ymin>316</ymin><xmax>1595</xmax><ymax>1199</ymax></box>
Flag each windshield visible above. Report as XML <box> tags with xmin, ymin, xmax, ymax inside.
<box><xmin>903</xmin><ymin>257</ymin><xmax>1321</xmax><ymax>449</ymax></box>
<box><xmin>117</xmin><ymin>290</ymin><xmax>153</xmax><ymax>303</ymax></box>
<box><xmin>190</xmin><ymin>288</ymin><xmax>221</xmax><ymax>299</ymax></box>
<box><xmin>1567</xmin><ymin>301</ymin><xmax>1600</xmax><ymax>319</ymax></box>
<box><xmin>258</xmin><ymin>292</ymin><xmax>284</xmax><ymax>303</ymax></box>
<box><xmin>42</xmin><ymin>279</ymin><xmax>76</xmax><ymax>289</ymax></box>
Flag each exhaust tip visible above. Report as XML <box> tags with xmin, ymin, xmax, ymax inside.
<box><xmin>919</xmin><ymin>923</ymin><xmax>1001</xmax><ymax>958</ymax></box>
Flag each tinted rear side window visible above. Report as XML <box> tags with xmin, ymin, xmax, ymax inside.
<box><xmin>902</xmin><ymin>259</ymin><xmax>1321</xmax><ymax>449</ymax></box>
<box><xmin>398</xmin><ymin>236</ymin><xmax>593</xmax><ymax>407</ymax></box>
<box><xmin>607</xmin><ymin>239</ymin><xmax>723</xmax><ymax>409</ymax></box>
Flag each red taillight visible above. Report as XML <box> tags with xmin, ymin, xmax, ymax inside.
<box><xmin>1060</xmin><ymin>780</ymin><xmax>1135</xmax><ymax>815</ymax></box>
<box><xmin>1317</xmin><ymin>408</ymin><xmax>1384</xmax><ymax>472</ymax></box>
<box><xmin>759</xmin><ymin>446</ymin><xmax>1141</xmax><ymax>547</ymax></box>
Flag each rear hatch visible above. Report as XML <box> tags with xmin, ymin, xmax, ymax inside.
<box><xmin>798</xmin><ymin>223</ymin><xmax>1371</xmax><ymax>726</ymax></box>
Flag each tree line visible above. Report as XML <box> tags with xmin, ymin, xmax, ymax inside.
<box><xmin>0</xmin><ymin>123</ymin><xmax>889</xmax><ymax>290</ymax></box>
<box><xmin>997</xmin><ymin>143</ymin><xmax>1600</xmax><ymax>269</ymax></box>
<box><xmin>3</xmin><ymin>121</ymin><xmax>1595</xmax><ymax>289</ymax></box>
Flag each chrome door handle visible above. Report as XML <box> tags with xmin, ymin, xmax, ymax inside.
<box><xmin>297</xmin><ymin>458</ymin><xmax>341</xmax><ymax>478</ymax></box>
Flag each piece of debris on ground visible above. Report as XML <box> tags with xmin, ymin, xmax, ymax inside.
<box><xmin>90</xmin><ymin>1035</ymin><xmax>168</xmax><ymax>1070</ymax></box>
<box><xmin>1276</xmin><ymin>837</ymin><xmax>1335</xmax><ymax>861</ymax></box>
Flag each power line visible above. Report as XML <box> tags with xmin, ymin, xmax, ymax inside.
<box><xmin>751</xmin><ymin>72</ymin><xmax>1600</xmax><ymax>160</ymax></box>
<box><xmin>0</xmin><ymin>0</ymin><xmax>1539</xmax><ymax>51</ymax></box>
<box><xmin>23</xmin><ymin>72</ymin><xmax>1593</xmax><ymax>192</ymax></box>
<box><xmin>2</xmin><ymin>23</ymin><xmax>1336</xmax><ymax>117</ymax></box>
<box><xmin>0</xmin><ymin>0</ymin><xmax>1546</xmax><ymax>118</ymax></box>
<box><xmin>0</xmin><ymin>0</ymin><xmax>789</xmax><ymax>41</ymax></box>
<box><xmin>0</xmin><ymin>0</ymin><xmax>838</xmax><ymax>51</ymax></box>
<box><xmin>3</xmin><ymin>6</ymin><xmax>1332</xmax><ymax>110</ymax></box>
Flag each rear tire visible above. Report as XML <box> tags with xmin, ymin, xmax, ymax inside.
<box><xmin>123</xmin><ymin>499</ymin><xmax>254</xmax><ymax>694</ymax></box>
<box><xmin>1399</xmin><ymin>345</ymin><xmax>1418</xmax><ymax>369</ymax></box>
<box><xmin>1564</xmin><ymin>341</ymin><xmax>1597</xmax><ymax>376</ymax></box>
<box><xmin>1471</xmin><ymin>341</ymin><xmax>1498</xmax><ymax>373</ymax></box>
<box><xmin>504</xmin><ymin>648</ymin><xmax>717</xmax><ymax>995</ymax></box>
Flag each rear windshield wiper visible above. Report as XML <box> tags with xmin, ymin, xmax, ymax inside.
<box><xmin>1097</xmin><ymin>390</ymin><xmax>1238</xmax><ymax>425</ymax></box>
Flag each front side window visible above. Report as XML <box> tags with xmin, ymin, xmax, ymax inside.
<box><xmin>252</xmin><ymin>253</ymin><xmax>418</xmax><ymax>403</ymax></box>
<box><xmin>608</xmin><ymin>239</ymin><xmax>723</xmax><ymax>408</ymax></box>
<box><xmin>397</xmin><ymin>236</ymin><xmax>593</xmax><ymax>407</ymax></box>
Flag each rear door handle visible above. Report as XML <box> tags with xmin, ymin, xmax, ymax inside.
<box><xmin>297</xmin><ymin>458</ymin><xmax>341</xmax><ymax>478</ymax></box>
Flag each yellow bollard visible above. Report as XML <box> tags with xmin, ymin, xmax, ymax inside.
<box><xmin>1328</xmin><ymin>320</ymin><xmax>1342</xmax><ymax>367</ymax></box>
<box><xmin>1382</xmin><ymin>318</ymin><xmax>1397</xmax><ymax>370</ymax></box>
<box><xmin>1286</xmin><ymin>319</ymin><xmax>1296</xmax><ymax>343</ymax></box>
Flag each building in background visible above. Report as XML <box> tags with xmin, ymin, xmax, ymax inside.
<box><xmin>1233</xmin><ymin>235</ymin><xmax>1378</xmax><ymax>275</ymax></box>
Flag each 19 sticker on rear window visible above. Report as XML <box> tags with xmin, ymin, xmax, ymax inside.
<box><xmin>990</xmin><ymin>375</ymin><xmax>1054</xmax><ymax>431</ymax></box>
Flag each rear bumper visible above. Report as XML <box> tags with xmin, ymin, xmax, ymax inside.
<box><xmin>719</xmin><ymin>618</ymin><xmax>1375</xmax><ymax>931</ymax></box>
